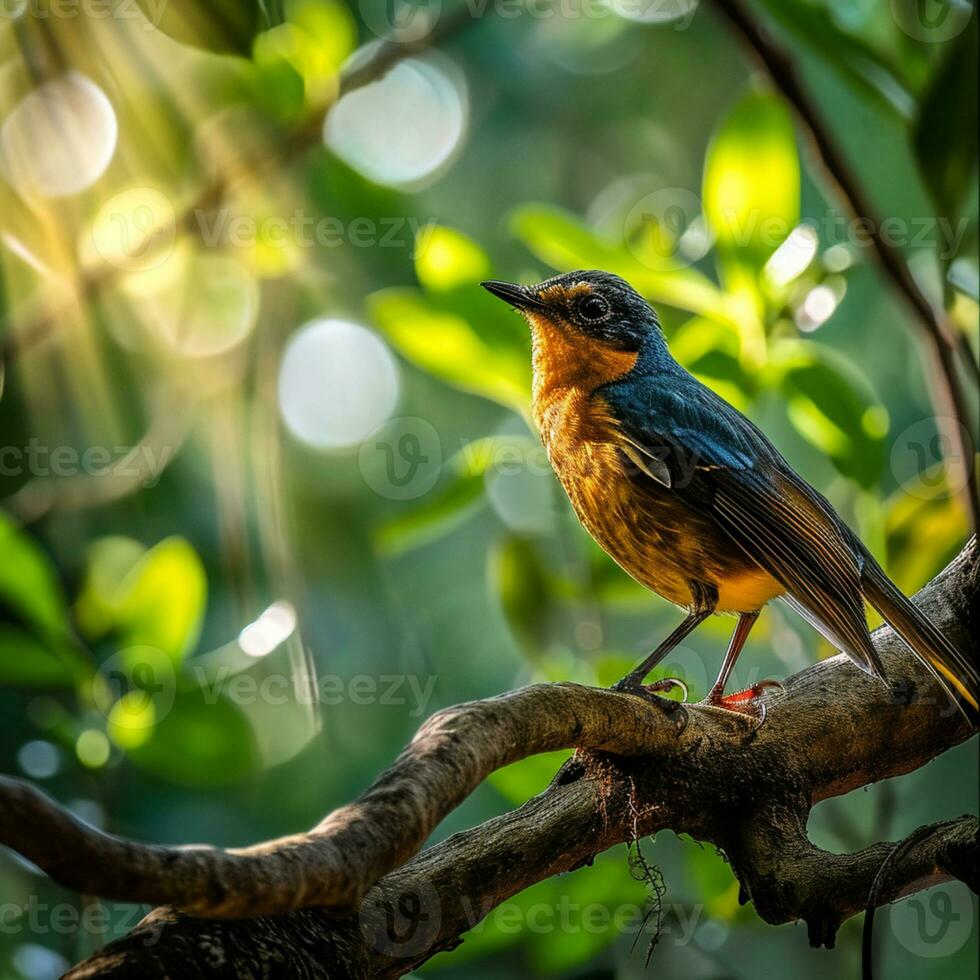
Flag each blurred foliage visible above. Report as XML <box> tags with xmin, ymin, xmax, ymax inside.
<box><xmin>0</xmin><ymin>0</ymin><xmax>977</xmax><ymax>978</ymax></box>
<box><xmin>914</xmin><ymin>15</ymin><xmax>979</xmax><ymax>226</ymax></box>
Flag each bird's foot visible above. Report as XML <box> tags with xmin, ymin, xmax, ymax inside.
<box><xmin>553</xmin><ymin>678</ymin><xmax>691</xmax><ymax>784</ymax></box>
<box><xmin>611</xmin><ymin>675</ymin><xmax>689</xmax><ymax>733</ymax></box>
<box><xmin>698</xmin><ymin>680</ymin><xmax>784</xmax><ymax>728</ymax></box>
<box><xmin>612</xmin><ymin>674</ymin><xmax>688</xmax><ymax>698</ymax></box>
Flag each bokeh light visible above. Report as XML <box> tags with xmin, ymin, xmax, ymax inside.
<box><xmin>765</xmin><ymin>224</ymin><xmax>819</xmax><ymax>287</ymax></box>
<box><xmin>12</xmin><ymin>945</ymin><xmax>69</xmax><ymax>980</ymax></box>
<box><xmin>278</xmin><ymin>319</ymin><xmax>400</xmax><ymax>449</ymax></box>
<box><xmin>16</xmin><ymin>740</ymin><xmax>59</xmax><ymax>779</ymax></box>
<box><xmin>796</xmin><ymin>283</ymin><xmax>839</xmax><ymax>332</ymax></box>
<box><xmin>0</xmin><ymin>71</ymin><xmax>117</xmax><ymax>199</ymax></box>
<box><xmin>107</xmin><ymin>692</ymin><xmax>157</xmax><ymax>749</ymax></box>
<box><xmin>239</xmin><ymin>601</ymin><xmax>297</xmax><ymax>657</ymax></box>
<box><xmin>75</xmin><ymin>729</ymin><xmax>111</xmax><ymax>768</ymax></box>
<box><xmin>83</xmin><ymin>185</ymin><xmax>177</xmax><ymax>274</ymax></box>
<box><xmin>534</xmin><ymin>15</ymin><xmax>641</xmax><ymax>77</ymax></box>
<box><xmin>606</xmin><ymin>0</ymin><xmax>699</xmax><ymax>25</ymax></box>
<box><xmin>823</xmin><ymin>243</ymin><xmax>854</xmax><ymax>273</ymax></box>
<box><xmin>323</xmin><ymin>53</ymin><xmax>465</xmax><ymax>189</ymax></box>
<box><xmin>110</xmin><ymin>250</ymin><xmax>260</xmax><ymax>356</ymax></box>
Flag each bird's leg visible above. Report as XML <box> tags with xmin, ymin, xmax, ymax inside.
<box><xmin>700</xmin><ymin>612</ymin><xmax>782</xmax><ymax>725</ymax></box>
<box><xmin>612</xmin><ymin>608</ymin><xmax>710</xmax><ymax>699</ymax></box>
<box><xmin>703</xmin><ymin>612</ymin><xmax>758</xmax><ymax>703</ymax></box>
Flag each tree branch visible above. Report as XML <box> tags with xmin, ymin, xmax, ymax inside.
<box><xmin>709</xmin><ymin>0</ymin><xmax>980</xmax><ymax>531</ymax></box>
<box><xmin>0</xmin><ymin>686</ymin><xmax>684</xmax><ymax>918</ymax></box>
<box><xmin>862</xmin><ymin>816</ymin><xmax>979</xmax><ymax>975</ymax></box>
<box><xmin>0</xmin><ymin>540</ymin><xmax>974</xmax><ymax>977</ymax></box>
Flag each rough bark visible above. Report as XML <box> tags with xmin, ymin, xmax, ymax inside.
<box><xmin>0</xmin><ymin>541</ymin><xmax>973</xmax><ymax>977</ymax></box>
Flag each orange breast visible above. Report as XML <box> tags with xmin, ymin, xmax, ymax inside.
<box><xmin>528</xmin><ymin>313</ymin><xmax>784</xmax><ymax>614</ymax></box>
<box><xmin>529</xmin><ymin>316</ymin><xmax>693</xmax><ymax>607</ymax></box>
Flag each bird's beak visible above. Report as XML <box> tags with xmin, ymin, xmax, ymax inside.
<box><xmin>480</xmin><ymin>279</ymin><xmax>546</xmax><ymax>312</ymax></box>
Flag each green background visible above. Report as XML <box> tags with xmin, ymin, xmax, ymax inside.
<box><xmin>0</xmin><ymin>0</ymin><xmax>977</xmax><ymax>977</ymax></box>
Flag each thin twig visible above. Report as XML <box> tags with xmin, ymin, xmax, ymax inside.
<box><xmin>710</xmin><ymin>0</ymin><xmax>980</xmax><ymax>531</ymax></box>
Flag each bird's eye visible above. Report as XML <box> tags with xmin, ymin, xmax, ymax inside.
<box><xmin>577</xmin><ymin>295</ymin><xmax>610</xmax><ymax>321</ymax></box>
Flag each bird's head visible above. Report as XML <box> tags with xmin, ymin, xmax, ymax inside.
<box><xmin>481</xmin><ymin>270</ymin><xmax>662</xmax><ymax>354</ymax></box>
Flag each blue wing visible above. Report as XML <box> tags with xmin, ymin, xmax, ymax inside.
<box><xmin>600</xmin><ymin>370</ymin><xmax>885</xmax><ymax>677</ymax></box>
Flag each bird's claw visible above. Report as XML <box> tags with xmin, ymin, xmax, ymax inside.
<box><xmin>612</xmin><ymin>674</ymin><xmax>688</xmax><ymax>698</ymax></box>
<box><xmin>611</xmin><ymin>677</ymin><xmax>689</xmax><ymax>734</ymax></box>
<box><xmin>699</xmin><ymin>679</ymin><xmax>783</xmax><ymax>729</ymax></box>
<box><xmin>643</xmin><ymin>676</ymin><xmax>689</xmax><ymax>701</ymax></box>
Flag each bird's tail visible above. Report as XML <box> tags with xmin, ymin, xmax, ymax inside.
<box><xmin>862</xmin><ymin>560</ymin><xmax>978</xmax><ymax>726</ymax></box>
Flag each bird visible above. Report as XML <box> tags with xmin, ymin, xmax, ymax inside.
<box><xmin>481</xmin><ymin>270</ymin><xmax>978</xmax><ymax>726</ymax></box>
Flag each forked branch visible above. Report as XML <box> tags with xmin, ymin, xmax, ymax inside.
<box><xmin>0</xmin><ymin>541</ymin><xmax>975</xmax><ymax>977</ymax></box>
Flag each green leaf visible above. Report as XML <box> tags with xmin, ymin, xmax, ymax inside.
<box><xmin>75</xmin><ymin>537</ymin><xmax>148</xmax><ymax>640</ymax></box>
<box><xmin>0</xmin><ymin>511</ymin><xmax>70</xmax><ymax>642</ymax></box>
<box><xmin>0</xmin><ymin>624</ymin><xmax>76</xmax><ymax>686</ymax></box>
<box><xmin>509</xmin><ymin>204</ymin><xmax>729</xmax><ymax>320</ymax></box>
<box><xmin>368</xmin><ymin>288</ymin><xmax>531</xmax><ymax>415</ymax></box>
<box><xmin>703</xmin><ymin>89</ymin><xmax>800</xmax><ymax>364</ymax></box>
<box><xmin>254</xmin><ymin>0</ymin><xmax>356</xmax><ymax>93</ymax></box>
<box><xmin>669</xmin><ymin>316</ymin><xmax>753</xmax><ymax>410</ymax></box>
<box><xmin>415</xmin><ymin>225</ymin><xmax>491</xmax><ymax>291</ymax></box>
<box><xmin>703</xmin><ymin>89</ymin><xmax>800</xmax><ymax>276</ymax></box>
<box><xmin>250</xmin><ymin>39</ymin><xmax>306</xmax><ymax>120</ymax></box>
<box><xmin>374</xmin><ymin>435</ymin><xmax>541</xmax><ymax>556</ymax></box>
<box><xmin>288</xmin><ymin>0</ymin><xmax>357</xmax><ymax>73</ymax></box>
<box><xmin>754</xmin><ymin>0</ymin><xmax>916</xmax><ymax>119</ymax></box>
<box><xmin>137</xmin><ymin>0</ymin><xmax>265</xmax><ymax>56</ymax></box>
<box><xmin>114</xmin><ymin>538</ymin><xmax>207</xmax><ymax>665</ymax></box>
<box><xmin>375</xmin><ymin>470</ymin><xmax>485</xmax><ymax>556</ymax></box>
<box><xmin>886</xmin><ymin>483</ymin><xmax>967</xmax><ymax>594</ymax></box>
<box><xmin>115</xmin><ymin>687</ymin><xmax>257</xmax><ymax>786</ymax></box>
<box><xmin>510</xmin><ymin>202</ymin><xmax>619</xmax><ymax>271</ymax></box>
<box><xmin>489</xmin><ymin>535</ymin><xmax>554</xmax><ymax>659</ymax></box>
<box><xmin>772</xmin><ymin>340</ymin><xmax>888</xmax><ymax>487</ymax></box>
<box><xmin>914</xmin><ymin>18</ymin><xmax>979</xmax><ymax>223</ymax></box>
